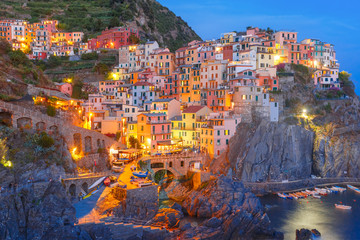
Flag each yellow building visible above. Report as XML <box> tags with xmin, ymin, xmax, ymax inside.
<box><xmin>171</xmin><ymin>106</ymin><xmax>212</xmax><ymax>147</ymax></box>
<box><xmin>250</xmin><ymin>45</ymin><xmax>275</xmax><ymax>69</ymax></box>
<box><xmin>179</xmin><ymin>64</ymin><xmax>201</xmax><ymax>105</ymax></box>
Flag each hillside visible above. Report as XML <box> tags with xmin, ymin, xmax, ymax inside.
<box><xmin>0</xmin><ymin>40</ymin><xmax>51</xmax><ymax>100</ymax></box>
<box><xmin>1</xmin><ymin>0</ymin><xmax>202</xmax><ymax>51</ymax></box>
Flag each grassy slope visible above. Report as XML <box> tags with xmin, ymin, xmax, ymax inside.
<box><xmin>1</xmin><ymin>0</ymin><xmax>202</xmax><ymax>51</ymax></box>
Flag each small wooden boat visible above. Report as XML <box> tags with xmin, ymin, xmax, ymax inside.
<box><xmin>335</xmin><ymin>204</ymin><xmax>351</xmax><ymax>210</ymax></box>
<box><xmin>132</xmin><ymin>171</ymin><xmax>149</xmax><ymax>178</ymax></box>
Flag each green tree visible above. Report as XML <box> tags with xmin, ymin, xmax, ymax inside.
<box><xmin>46</xmin><ymin>105</ymin><xmax>56</xmax><ymax>117</ymax></box>
<box><xmin>339</xmin><ymin>71</ymin><xmax>355</xmax><ymax>97</ymax></box>
<box><xmin>36</xmin><ymin>132</ymin><xmax>54</xmax><ymax>148</ymax></box>
<box><xmin>128</xmin><ymin>136</ymin><xmax>140</xmax><ymax>149</ymax></box>
<box><xmin>109</xmin><ymin>17</ymin><xmax>120</xmax><ymax>28</ymax></box>
<box><xmin>129</xmin><ymin>34</ymin><xmax>140</xmax><ymax>44</ymax></box>
<box><xmin>0</xmin><ymin>138</ymin><xmax>11</xmax><ymax>168</ymax></box>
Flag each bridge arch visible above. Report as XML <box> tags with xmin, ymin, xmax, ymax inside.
<box><xmin>81</xmin><ymin>182</ymin><xmax>89</xmax><ymax>194</ymax></box>
<box><xmin>17</xmin><ymin>117</ymin><xmax>32</xmax><ymax>129</ymax></box>
<box><xmin>36</xmin><ymin>121</ymin><xmax>46</xmax><ymax>131</ymax></box>
<box><xmin>153</xmin><ymin>169</ymin><xmax>175</xmax><ymax>183</ymax></box>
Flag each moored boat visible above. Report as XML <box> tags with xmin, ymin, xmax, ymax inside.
<box><xmin>277</xmin><ymin>193</ymin><xmax>287</xmax><ymax>199</ymax></box>
<box><xmin>132</xmin><ymin>171</ymin><xmax>149</xmax><ymax>178</ymax></box>
<box><xmin>335</xmin><ymin>204</ymin><xmax>352</xmax><ymax>210</ymax></box>
<box><xmin>313</xmin><ymin>194</ymin><xmax>321</xmax><ymax>199</ymax></box>
<box><xmin>347</xmin><ymin>185</ymin><xmax>360</xmax><ymax>193</ymax></box>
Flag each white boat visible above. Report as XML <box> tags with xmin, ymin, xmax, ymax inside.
<box><xmin>335</xmin><ymin>204</ymin><xmax>352</xmax><ymax>210</ymax></box>
<box><xmin>333</xmin><ymin>186</ymin><xmax>346</xmax><ymax>192</ymax></box>
<box><xmin>88</xmin><ymin>176</ymin><xmax>106</xmax><ymax>191</ymax></box>
<box><xmin>313</xmin><ymin>194</ymin><xmax>321</xmax><ymax>199</ymax></box>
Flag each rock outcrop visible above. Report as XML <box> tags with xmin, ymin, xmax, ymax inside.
<box><xmin>313</xmin><ymin>129</ymin><xmax>360</xmax><ymax>177</ymax></box>
<box><xmin>147</xmin><ymin>203</ymin><xmax>184</xmax><ymax>229</ymax></box>
<box><xmin>217</xmin><ymin>120</ymin><xmax>314</xmax><ymax>182</ymax></box>
<box><xmin>180</xmin><ymin>175</ymin><xmax>283</xmax><ymax>239</ymax></box>
<box><xmin>0</xmin><ymin>181</ymin><xmax>91</xmax><ymax>240</ymax></box>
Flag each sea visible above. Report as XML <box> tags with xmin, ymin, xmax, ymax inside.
<box><xmin>260</xmin><ymin>187</ymin><xmax>360</xmax><ymax>240</ymax></box>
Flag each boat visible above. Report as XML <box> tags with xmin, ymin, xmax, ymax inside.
<box><xmin>335</xmin><ymin>204</ymin><xmax>352</xmax><ymax>210</ymax></box>
<box><xmin>88</xmin><ymin>176</ymin><xmax>106</xmax><ymax>191</ymax></box>
<box><xmin>314</xmin><ymin>188</ymin><xmax>328</xmax><ymax>195</ymax></box>
<box><xmin>283</xmin><ymin>193</ymin><xmax>293</xmax><ymax>199</ymax></box>
<box><xmin>334</xmin><ymin>186</ymin><xmax>346</xmax><ymax>192</ymax></box>
<box><xmin>347</xmin><ymin>185</ymin><xmax>360</xmax><ymax>193</ymax></box>
<box><xmin>313</xmin><ymin>194</ymin><xmax>321</xmax><ymax>199</ymax></box>
<box><xmin>132</xmin><ymin>171</ymin><xmax>149</xmax><ymax>178</ymax></box>
<box><xmin>289</xmin><ymin>193</ymin><xmax>298</xmax><ymax>200</ymax></box>
<box><xmin>277</xmin><ymin>193</ymin><xmax>287</xmax><ymax>199</ymax></box>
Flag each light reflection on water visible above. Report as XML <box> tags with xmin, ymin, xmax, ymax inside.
<box><xmin>261</xmin><ymin>190</ymin><xmax>360</xmax><ymax>240</ymax></box>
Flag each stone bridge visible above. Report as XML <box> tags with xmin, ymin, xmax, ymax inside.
<box><xmin>0</xmin><ymin>100</ymin><xmax>121</xmax><ymax>153</ymax></box>
<box><xmin>62</xmin><ymin>174</ymin><xmax>108</xmax><ymax>198</ymax></box>
<box><xmin>142</xmin><ymin>153</ymin><xmax>206</xmax><ymax>178</ymax></box>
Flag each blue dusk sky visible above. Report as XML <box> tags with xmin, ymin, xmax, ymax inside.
<box><xmin>158</xmin><ymin>0</ymin><xmax>360</xmax><ymax>95</ymax></box>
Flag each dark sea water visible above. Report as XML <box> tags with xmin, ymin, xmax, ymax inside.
<box><xmin>260</xmin><ymin>188</ymin><xmax>360</xmax><ymax>240</ymax></box>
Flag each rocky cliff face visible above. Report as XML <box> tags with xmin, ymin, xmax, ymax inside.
<box><xmin>313</xmin><ymin>130</ymin><xmax>360</xmax><ymax>178</ymax></box>
<box><xmin>179</xmin><ymin>175</ymin><xmax>282</xmax><ymax>239</ymax></box>
<box><xmin>0</xmin><ymin>181</ymin><xmax>91</xmax><ymax>240</ymax></box>
<box><xmin>213</xmin><ymin>95</ymin><xmax>360</xmax><ymax>183</ymax></box>
<box><xmin>215</xmin><ymin>120</ymin><xmax>314</xmax><ymax>182</ymax></box>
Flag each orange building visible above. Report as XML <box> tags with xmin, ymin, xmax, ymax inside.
<box><xmin>156</xmin><ymin>51</ymin><xmax>176</xmax><ymax>76</ymax></box>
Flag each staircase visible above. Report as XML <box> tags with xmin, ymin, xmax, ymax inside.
<box><xmin>78</xmin><ymin>217</ymin><xmax>175</xmax><ymax>240</ymax></box>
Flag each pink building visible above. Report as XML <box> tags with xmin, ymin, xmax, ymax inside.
<box><xmin>197</xmin><ymin>46</ymin><xmax>215</xmax><ymax>63</ymax></box>
<box><xmin>88</xmin><ymin>27</ymin><xmax>139</xmax><ymax>50</ymax></box>
<box><xmin>55</xmin><ymin>82</ymin><xmax>73</xmax><ymax>96</ymax></box>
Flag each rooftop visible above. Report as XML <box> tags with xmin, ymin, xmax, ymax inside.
<box><xmin>182</xmin><ymin>105</ymin><xmax>206</xmax><ymax>113</ymax></box>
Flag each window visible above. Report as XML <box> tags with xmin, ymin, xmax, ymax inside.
<box><xmin>224</xmin><ymin>130</ymin><xmax>229</xmax><ymax>135</ymax></box>
<box><xmin>217</xmin><ymin>139</ymin><xmax>220</xmax><ymax>146</ymax></box>
<box><xmin>217</xmin><ymin>130</ymin><xmax>220</xmax><ymax>136</ymax></box>
<box><xmin>180</xmin><ymin>161</ymin><xmax>184</xmax><ymax>167</ymax></box>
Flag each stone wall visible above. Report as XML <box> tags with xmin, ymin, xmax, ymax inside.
<box><xmin>114</xmin><ymin>185</ymin><xmax>159</xmax><ymax>221</ymax></box>
<box><xmin>0</xmin><ymin>100</ymin><xmax>122</xmax><ymax>153</ymax></box>
<box><xmin>191</xmin><ymin>171</ymin><xmax>211</xmax><ymax>190</ymax></box>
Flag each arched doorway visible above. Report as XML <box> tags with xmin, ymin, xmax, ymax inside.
<box><xmin>17</xmin><ymin>117</ymin><xmax>32</xmax><ymax>129</ymax></box>
<box><xmin>36</xmin><ymin>122</ymin><xmax>46</xmax><ymax>131</ymax></box>
<box><xmin>69</xmin><ymin>184</ymin><xmax>76</xmax><ymax>197</ymax></box>
<box><xmin>73</xmin><ymin>133</ymin><xmax>82</xmax><ymax>154</ymax></box>
<box><xmin>85</xmin><ymin>136</ymin><xmax>92</xmax><ymax>153</ymax></box>
<box><xmin>50</xmin><ymin>125</ymin><xmax>58</xmax><ymax>134</ymax></box>
<box><xmin>0</xmin><ymin>111</ymin><xmax>12</xmax><ymax>127</ymax></box>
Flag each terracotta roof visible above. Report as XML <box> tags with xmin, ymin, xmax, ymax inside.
<box><xmin>182</xmin><ymin>106</ymin><xmax>205</xmax><ymax>113</ymax></box>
